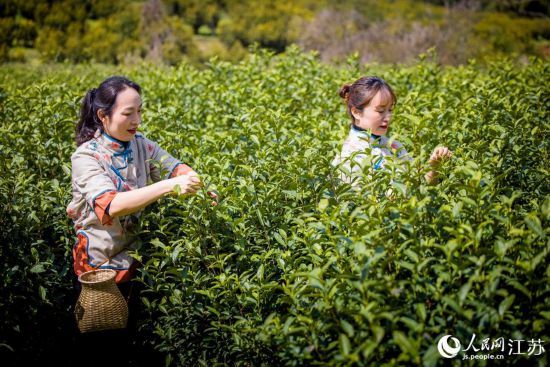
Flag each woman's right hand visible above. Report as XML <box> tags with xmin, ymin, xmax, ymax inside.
<box><xmin>168</xmin><ymin>172</ymin><xmax>203</xmax><ymax>195</ymax></box>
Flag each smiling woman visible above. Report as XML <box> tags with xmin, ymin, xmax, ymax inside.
<box><xmin>68</xmin><ymin>76</ymin><xmax>208</xmax><ymax>284</ymax></box>
<box><xmin>333</xmin><ymin>76</ymin><xmax>453</xmax><ymax>185</ymax></box>
<box><xmin>98</xmin><ymin>87</ymin><xmax>142</xmax><ymax>142</ymax></box>
<box><xmin>66</xmin><ymin>75</ymin><xmax>219</xmax><ymax>361</ymax></box>
<box><xmin>67</xmin><ymin>76</ymin><xmax>218</xmax><ymax>327</ymax></box>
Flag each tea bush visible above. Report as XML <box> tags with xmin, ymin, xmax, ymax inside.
<box><xmin>0</xmin><ymin>48</ymin><xmax>548</xmax><ymax>366</ymax></box>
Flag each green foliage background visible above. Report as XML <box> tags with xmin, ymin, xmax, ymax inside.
<box><xmin>1</xmin><ymin>0</ymin><xmax>549</xmax><ymax>65</ymax></box>
<box><xmin>0</xmin><ymin>48</ymin><xmax>549</xmax><ymax>366</ymax></box>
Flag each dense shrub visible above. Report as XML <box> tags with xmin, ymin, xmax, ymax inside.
<box><xmin>0</xmin><ymin>48</ymin><xmax>548</xmax><ymax>366</ymax></box>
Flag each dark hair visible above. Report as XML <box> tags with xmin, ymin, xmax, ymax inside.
<box><xmin>76</xmin><ymin>76</ymin><xmax>141</xmax><ymax>146</ymax></box>
<box><xmin>339</xmin><ymin>76</ymin><xmax>396</xmax><ymax>125</ymax></box>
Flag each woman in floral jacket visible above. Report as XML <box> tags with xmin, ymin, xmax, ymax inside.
<box><xmin>68</xmin><ymin>76</ymin><xmax>216</xmax><ymax>284</ymax></box>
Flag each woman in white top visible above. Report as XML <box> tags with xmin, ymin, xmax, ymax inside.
<box><xmin>333</xmin><ymin>76</ymin><xmax>452</xmax><ymax>184</ymax></box>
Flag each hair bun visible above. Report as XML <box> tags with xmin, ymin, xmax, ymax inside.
<box><xmin>339</xmin><ymin>84</ymin><xmax>351</xmax><ymax>101</ymax></box>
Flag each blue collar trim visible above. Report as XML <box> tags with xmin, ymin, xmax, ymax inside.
<box><xmin>351</xmin><ymin>124</ymin><xmax>382</xmax><ymax>140</ymax></box>
<box><xmin>102</xmin><ymin>132</ymin><xmax>130</xmax><ymax>149</ymax></box>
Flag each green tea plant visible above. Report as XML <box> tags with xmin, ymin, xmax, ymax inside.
<box><xmin>0</xmin><ymin>47</ymin><xmax>548</xmax><ymax>366</ymax></box>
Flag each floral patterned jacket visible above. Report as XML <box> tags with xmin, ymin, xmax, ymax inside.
<box><xmin>67</xmin><ymin>130</ymin><xmax>191</xmax><ymax>283</ymax></box>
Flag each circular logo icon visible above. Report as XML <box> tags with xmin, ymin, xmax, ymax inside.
<box><xmin>437</xmin><ymin>335</ymin><xmax>461</xmax><ymax>358</ymax></box>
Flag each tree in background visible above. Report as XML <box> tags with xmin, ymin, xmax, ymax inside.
<box><xmin>216</xmin><ymin>0</ymin><xmax>317</xmax><ymax>52</ymax></box>
<box><xmin>0</xmin><ymin>0</ymin><xmax>548</xmax><ymax>64</ymax></box>
<box><xmin>297</xmin><ymin>0</ymin><xmax>550</xmax><ymax>65</ymax></box>
<box><xmin>424</xmin><ymin>0</ymin><xmax>550</xmax><ymax>17</ymax></box>
<box><xmin>1</xmin><ymin>0</ymin><xmax>199</xmax><ymax>64</ymax></box>
<box><xmin>137</xmin><ymin>0</ymin><xmax>198</xmax><ymax>65</ymax></box>
<box><xmin>164</xmin><ymin>0</ymin><xmax>223</xmax><ymax>33</ymax></box>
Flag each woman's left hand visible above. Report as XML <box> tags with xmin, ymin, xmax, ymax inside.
<box><xmin>207</xmin><ymin>191</ymin><xmax>219</xmax><ymax>206</ymax></box>
<box><xmin>429</xmin><ymin>146</ymin><xmax>453</xmax><ymax>167</ymax></box>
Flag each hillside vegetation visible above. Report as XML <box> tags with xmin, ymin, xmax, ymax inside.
<box><xmin>1</xmin><ymin>0</ymin><xmax>549</xmax><ymax>65</ymax></box>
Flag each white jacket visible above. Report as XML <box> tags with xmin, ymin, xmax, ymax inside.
<box><xmin>332</xmin><ymin>127</ymin><xmax>412</xmax><ymax>183</ymax></box>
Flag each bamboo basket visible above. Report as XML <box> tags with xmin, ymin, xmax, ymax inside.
<box><xmin>75</xmin><ymin>269</ymin><xmax>128</xmax><ymax>333</ymax></box>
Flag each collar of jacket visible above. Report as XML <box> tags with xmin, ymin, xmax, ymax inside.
<box><xmin>350</xmin><ymin>124</ymin><xmax>385</xmax><ymax>145</ymax></box>
<box><xmin>99</xmin><ymin>131</ymin><xmax>131</xmax><ymax>153</ymax></box>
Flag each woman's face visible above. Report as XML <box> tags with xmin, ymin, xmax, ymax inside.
<box><xmin>99</xmin><ymin>87</ymin><xmax>142</xmax><ymax>142</ymax></box>
<box><xmin>352</xmin><ymin>91</ymin><xmax>393</xmax><ymax>136</ymax></box>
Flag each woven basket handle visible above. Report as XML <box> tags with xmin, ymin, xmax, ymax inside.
<box><xmin>87</xmin><ymin>246</ymin><xmax>134</xmax><ymax>303</ymax></box>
